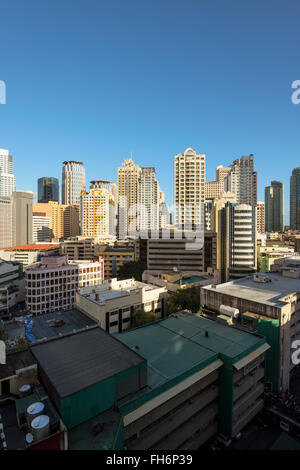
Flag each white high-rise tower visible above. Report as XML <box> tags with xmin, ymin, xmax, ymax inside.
<box><xmin>0</xmin><ymin>149</ymin><xmax>16</xmax><ymax>197</ymax></box>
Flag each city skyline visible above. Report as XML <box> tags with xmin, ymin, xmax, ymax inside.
<box><xmin>1</xmin><ymin>1</ymin><xmax>300</xmax><ymax>223</ymax></box>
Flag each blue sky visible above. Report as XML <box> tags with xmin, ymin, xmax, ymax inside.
<box><xmin>1</xmin><ymin>0</ymin><xmax>299</xmax><ymax>222</ymax></box>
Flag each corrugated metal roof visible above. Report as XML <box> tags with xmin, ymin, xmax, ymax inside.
<box><xmin>31</xmin><ymin>327</ymin><xmax>145</xmax><ymax>398</ymax></box>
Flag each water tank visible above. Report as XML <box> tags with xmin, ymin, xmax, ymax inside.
<box><xmin>25</xmin><ymin>433</ymin><xmax>34</xmax><ymax>446</ymax></box>
<box><xmin>219</xmin><ymin>304</ymin><xmax>239</xmax><ymax>319</ymax></box>
<box><xmin>19</xmin><ymin>384</ymin><xmax>31</xmax><ymax>397</ymax></box>
<box><xmin>31</xmin><ymin>415</ymin><xmax>50</xmax><ymax>442</ymax></box>
<box><xmin>26</xmin><ymin>402</ymin><xmax>45</xmax><ymax>425</ymax></box>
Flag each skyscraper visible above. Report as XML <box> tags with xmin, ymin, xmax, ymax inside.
<box><xmin>0</xmin><ymin>197</ymin><xmax>12</xmax><ymax>248</ymax></box>
<box><xmin>137</xmin><ymin>167</ymin><xmax>160</xmax><ymax>231</ymax></box>
<box><xmin>12</xmin><ymin>191</ymin><xmax>33</xmax><ymax>246</ymax></box>
<box><xmin>38</xmin><ymin>177</ymin><xmax>59</xmax><ymax>203</ymax></box>
<box><xmin>174</xmin><ymin>148</ymin><xmax>205</xmax><ymax>229</ymax></box>
<box><xmin>290</xmin><ymin>168</ymin><xmax>300</xmax><ymax>230</ymax></box>
<box><xmin>0</xmin><ymin>149</ymin><xmax>16</xmax><ymax>197</ymax></box>
<box><xmin>118</xmin><ymin>158</ymin><xmax>141</xmax><ymax>237</ymax></box>
<box><xmin>256</xmin><ymin>201</ymin><xmax>265</xmax><ymax>234</ymax></box>
<box><xmin>224</xmin><ymin>154</ymin><xmax>257</xmax><ymax>206</ymax></box>
<box><xmin>205</xmin><ymin>165</ymin><xmax>231</xmax><ymax>199</ymax></box>
<box><xmin>218</xmin><ymin>202</ymin><xmax>256</xmax><ymax>282</ymax></box>
<box><xmin>80</xmin><ymin>186</ymin><xmax>116</xmax><ymax>237</ymax></box>
<box><xmin>265</xmin><ymin>181</ymin><xmax>284</xmax><ymax>233</ymax></box>
<box><xmin>62</xmin><ymin>161</ymin><xmax>85</xmax><ymax>206</ymax></box>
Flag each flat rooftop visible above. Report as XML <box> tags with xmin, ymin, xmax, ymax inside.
<box><xmin>30</xmin><ymin>327</ymin><xmax>145</xmax><ymax>398</ymax></box>
<box><xmin>81</xmin><ymin>280</ymin><xmax>159</xmax><ymax>305</ymax></box>
<box><xmin>202</xmin><ymin>272</ymin><xmax>300</xmax><ymax>307</ymax></box>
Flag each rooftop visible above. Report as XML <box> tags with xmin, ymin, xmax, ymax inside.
<box><xmin>2</xmin><ymin>244</ymin><xmax>60</xmax><ymax>252</ymax></box>
<box><xmin>0</xmin><ymin>350</ymin><xmax>36</xmax><ymax>380</ymax></box>
<box><xmin>202</xmin><ymin>272</ymin><xmax>300</xmax><ymax>307</ymax></box>
<box><xmin>30</xmin><ymin>327</ymin><xmax>145</xmax><ymax>398</ymax></box>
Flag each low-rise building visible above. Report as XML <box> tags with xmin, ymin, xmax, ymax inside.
<box><xmin>258</xmin><ymin>245</ymin><xmax>295</xmax><ymax>272</ymax></box>
<box><xmin>98</xmin><ymin>244</ymin><xmax>134</xmax><ymax>279</ymax></box>
<box><xmin>201</xmin><ymin>256</ymin><xmax>300</xmax><ymax>393</ymax></box>
<box><xmin>142</xmin><ymin>270</ymin><xmax>218</xmax><ymax>292</ymax></box>
<box><xmin>60</xmin><ymin>237</ymin><xmax>97</xmax><ymax>260</ymax></box>
<box><xmin>0</xmin><ymin>244</ymin><xmax>60</xmax><ymax>267</ymax></box>
<box><xmin>0</xmin><ymin>260</ymin><xmax>25</xmax><ymax>315</ymax></box>
<box><xmin>28</xmin><ymin>314</ymin><xmax>269</xmax><ymax>449</ymax></box>
<box><xmin>25</xmin><ymin>255</ymin><xmax>104</xmax><ymax>315</ymax></box>
<box><xmin>76</xmin><ymin>278</ymin><xmax>168</xmax><ymax>334</ymax></box>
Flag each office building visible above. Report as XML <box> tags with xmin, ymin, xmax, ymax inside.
<box><xmin>76</xmin><ymin>278</ymin><xmax>168</xmax><ymax>334</ymax></box>
<box><xmin>135</xmin><ymin>230</ymin><xmax>217</xmax><ymax>273</ymax></box>
<box><xmin>174</xmin><ymin>148</ymin><xmax>205</xmax><ymax>228</ymax></box>
<box><xmin>201</xmin><ymin>255</ymin><xmax>300</xmax><ymax>393</ymax></box>
<box><xmin>25</xmin><ymin>255</ymin><xmax>104</xmax><ymax>315</ymax></box>
<box><xmin>62</xmin><ymin>161</ymin><xmax>85</xmax><ymax>206</ymax></box>
<box><xmin>0</xmin><ymin>149</ymin><xmax>16</xmax><ymax>197</ymax></box>
<box><xmin>218</xmin><ymin>202</ymin><xmax>256</xmax><ymax>282</ymax></box>
<box><xmin>12</xmin><ymin>191</ymin><xmax>33</xmax><ymax>246</ymax></box>
<box><xmin>32</xmin><ymin>215</ymin><xmax>51</xmax><ymax>242</ymax></box>
<box><xmin>60</xmin><ymin>237</ymin><xmax>97</xmax><ymax>260</ymax></box>
<box><xmin>0</xmin><ymin>196</ymin><xmax>12</xmax><ymax>249</ymax></box>
<box><xmin>137</xmin><ymin>167</ymin><xmax>160</xmax><ymax>231</ymax></box>
<box><xmin>98</xmin><ymin>244</ymin><xmax>134</xmax><ymax>279</ymax></box>
<box><xmin>258</xmin><ymin>245</ymin><xmax>294</xmax><ymax>272</ymax></box>
<box><xmin>224</xmin><ymin>155</ymin><xmax>257</xmax><ymax>206</ymax></box>
<box><xmin>265</xmin><ymin>181</ymin><xmax>284</xmax><ymax>233</ymax></box>
<box><xmin>205</xmin><ymin>166</ymin><xmax>231</xmax><ymax>200</ymax></box>
<box><xmin>256</xmin><ymin>201</ymin><xmax>265</xmax><ymax>234</ymax></box>
<box><xmin>0</xmin><ymin>260</ymin><xmax>24</xmax><ymax>315</ymax></box>
<box><xmin>290</xmin><ymin>168</ymin><xmax>300</xmax><ymax>230</ymax></box>
<box><xmin>37</xmin><ymin>177</ymin><xmax>59</xmax><ymax>203</ymax></box>
<box><xmin>118</xmin><ymin>158</ymin><xmax>141</xmax><ymax>237</ymax></box>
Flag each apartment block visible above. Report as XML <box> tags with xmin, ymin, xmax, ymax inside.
<box><xmin>33</xmin><ymin>201</ymin><xmax>80</xmax><ymax>240</ymax></box>
<box><xmin>205</xmin><ymin>166</ymin><xmax>231</xmax><ymax>199</ymax></box>
<box><xmin>98</xmin><ymin>244</ymin><xmax>134</xmax><ymax>279</ymax></box>
<box><xmin>224</xmin><ymin>155</ymin><xmax>257</xmax><ymax>206</ymax></box>
<box><xmin>60</xmin><ymin>237</ymin><xmax>97</xmax><ymax>260</ymax></box>
<box><xmin>174</xmin><ymin>148</ymin><xmax>205</xmax><ymax>228</ymax></box>
<box><xmin>256</xmin><ymin>201</ymin><xmax>265</xmax><ymax>234</ymax></box>
<box><xmin>80</xmin><ymin>187</ymin><xmax>115</xmax><ymax>237</ymax></box>
<box><xmin>25</xmin><ymin>255</ymin><xmax>104</xmax><ymax>315</ymax></box>
<box><xmin>76</xmin><ymin>278</ymin><xmax>168</xmax><ymax>334</ymax></box>
<box><xmin>118</xmin><ymin>158</ymin><xmax>141</xmax><ymax>237</ymax></box>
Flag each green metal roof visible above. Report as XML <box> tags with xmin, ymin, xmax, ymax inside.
<box><xmin>118</xmin><ymin>322</ymin><xmax>218</xmax><ymax>390</ymax></box>
<box><xmin>159</xmin><ymin>315</ymin><xmax>264</xmax><ymax>361</ymax></box>
<box><xmin>271</xmin><ymin>432</ymin><xmax>300</xmax><ymax>450</ymax></box>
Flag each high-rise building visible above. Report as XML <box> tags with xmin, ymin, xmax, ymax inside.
<box><xmin>256</xmin><ymin>201</ymin><xmax>265</xmax><ymax>234</ymax></box>
<box><xmin>174</xmin><ymin>148</ymin><xmax>205</xmax><ymax>229</ymax></box>
<box><xmin>205</xmin><ymin>166</ymin><xmax>231</xmax><ymax>199</ymax></box>
<box><xmin>137</xmin><ymin>167</ymin><xmax>160</xmax><ymax>231</ymax></box>
<box><xmin>118</xmin><ymin>158</ymin><xmax>141</xmax><ymax>237</ymax></box>
<box><xmin>38</xmin><ymin>177</ymin><xmax>59</xmax><ymax>203</ymax></box>
<box><xmin>0</xmin><ymin>149</ymin><xmax>16</xmax><ymax>197</ymax></box>
<box><xmin>80</xmin><ymin>187</ymin><xmax>116</xmax><ymax>237</ymax></box>
<box><xmin>265</xmin><ymin>181</ymin><xmax>284</xmax><ymax>233</ymax></box>
<box><xmin>32</xmin><ymin>215</ymin><xmax>51</xmax><ymax>242</ymax></box>
<box><xmin>218</xmin><ymin>202</ymin><xmax>256</xmax><ymax>282</ymax></box>
<box><xmin>62</xmin><ymin>161</ymin><xmax>85</xmax><ymax>206</ymax></box>
<box><xmin>12</xmin><ymin>191</ymin><xmax>33</xmax><ymax>246</ymax></box>
<box><xmin>224</xmin><ymin>155</ymin><xmax>257</xmax><ymax>206</ymax></box>
<box><xmin>0</xmin><ymin>196</ymin><xmax>12</xmax><ymax>248</ymax></box>
<box><xmin>290</xmin><ymin>168</ymin><xmax>300</xmax><ymax>230</ymax></box>
<box><xmin>33</xmin><ymin>201</ymin><xmax>80</xmax><ymax>240</ymax></box>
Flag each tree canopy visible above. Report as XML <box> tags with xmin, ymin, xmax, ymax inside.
<box><xmin>131</xmin><ymin>310</ymin><xmax>157</xmax><ymax>328</ymax></box>
<box><xmin>117</xmin><ymin>261</ymin><xmax>147</xmax><ymax>281</ymax></box>
<box><xmin>167</xmin><ymin>286</ymin><xmax>201</xmax><ymax>314</ymax></box>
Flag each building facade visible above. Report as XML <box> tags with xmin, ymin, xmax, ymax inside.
<box><xmin>224</xmin><ymin>155</ymin><xmax>257</xmax><ymax>206</ymax></box>
<box><xmin>256</xmin><ymin>201</ymin><xmax>265</xmax><ymax>234</ymax></box>
<box><xmin>62</xmin><ymin>161</ymin><xmax>85</xmax><ymax>206</ymax></box>
<box><xmin>174</xmin><ymin>148</ymin><xmax>205</xmax><ymax>229</ymax></box>
<box><xmin>265</xmin><ymin>181</ymin><xmax>284</xmax><ymax>233</ymax></box>
<box><xmin>137</xmin><ymin>167</ymin><xmax>160</xmax><ymax>231</ymax></box>
<box><xmin>0</xmin><ymin>149</ymin><xmax>16</xmax><ymax>197</ymax></box>
<box><xmin>32</xmin><ymin>215</ymin><xmax>51</xmax><ymax>242</ymax></box>
<box><xmin>12</xmin><ymin>191</ymin><xmax>33</xmax><ymax>246</ymax></box>
<box><xmin>80</xmin><ymin>187</ymin><xmax>115</xmax><ymax>237</ymax></box>
<box><xmin>290</xmin><ymin>168</ymin><xmax>300</xmax><ymax>230</ymax></box>
<box><xmin>98</xmin><ymin>244</ymin><xmax>134</xmax><ymax>279</ymax></box>
<box><xmin>37</xmin><ymin>177</ymin><xmax>59</xmax><ymax>203</ymax></box>
<box><xmin>0</xmin><ymin>196</ymin><xmax>12</xmax><ymax>249</ymax></box>
<box><xmin>33</xmin><ymin>201</ymin><xmax>80</xmax><ymax>240</ymax></box>
<box><xmin>118</xmin><ymin>158</ymin><xmax>141</xmax><ymax>237</ymax></box>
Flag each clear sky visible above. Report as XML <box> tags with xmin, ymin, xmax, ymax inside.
<box><xmin>1</xmin><ymin>0</ymin><xmax>300</xmax><ymax>222</ymax></box>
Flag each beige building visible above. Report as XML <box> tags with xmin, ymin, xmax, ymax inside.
<box><xmin>76</xmin><ymin>278</ymin><xmax>168</xmax><ymax>334</ymax></box>
<box><xmin>205</xmin><ymin>166</ymin><xmax>231</xmax><ymax>199</ymax></box>
<box><xmin>256</xmin><ymin>201</ymin><xmax>265</xmax><ymax>234</ymax></box>
<box><xmin>118</xmin><ymin>158</ymin><xmax>141</xmax><ymax>237</ymax></box>
<box><xmin>0</xmin><ymin>196</ymin><xmax>12</xmax><ymax>249</ymax></box>
<box><xmin>0</xmin><ymin>244</ymin><xmax>60</xmax><ymax>267</ymax></box>
<box><xmin>33</xmin><ymin>201</ymin><xmax>80</xmax><ymax>240</ymax></box>
<box><xmin>62</xmin><ymin>160</ymin><xmax>85</xmax><ymax>206</ymax></box>
<box><xmin>25</xmin><ymin>255</ymin><xmax>104</xmax><ymax>315</ymax></box>
<box><xmin>12</xmin><ymin>191</ymin><xmax>33</xmax><ymax>246</ymax></box>
<box><xmin>60</xmin><ymin>237</ymin><xmax>97</xmax><ymax>260</ymax></box>
<box><xmin>174</xmin><ymin>148</ymin><xmax>205</xmax><ymax>228</ymax></box>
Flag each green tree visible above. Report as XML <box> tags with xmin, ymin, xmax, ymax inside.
<box><xmin>117</xmin><ymin>261</ymin><xmax>147</xmax><ymax>281</ymax></box>
<box><xmin>167</xmin><ymin>286</ymin><xmax>201</xmax><ymax>314</ymax></box>
<box><xmin>131</xmin><ymin>310</ymin><xmax>157</xmax><ymax>328</ymax></box>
